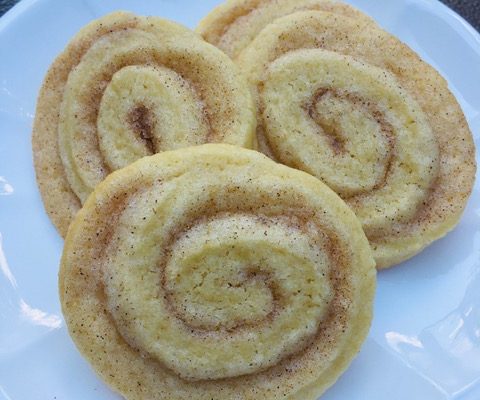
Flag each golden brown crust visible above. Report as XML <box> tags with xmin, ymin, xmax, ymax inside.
<box><xmin>60</xmin><ymin>144</ymin><xmax>376</xmax><ymax>400</ymax></box>
<box><xmin>235</xmin><ymin>10</ymin><xmax>476</xmax><ymax>268</ymax></box>
<box><xmin>32</xmin><ymin>12</ymin><xmax>256</xmax><ymax>237</ymax></box>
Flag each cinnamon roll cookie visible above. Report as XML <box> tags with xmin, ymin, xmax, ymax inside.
<box><xmin>32</xmin><ymin>12</ymin><xmax>256</xmax><ymax>237</ymax></box>
<box><xmin>235</xmin><ymin>10</ymin><xmax>476</xmax><ymax>268</ymax></box>
<box><xmin>60</xmin><ymin>144</ymin><xmax>376</xmax><ymax>400</ymax></box>
<box><xmin>197</xmin><ymin>0</ymin><xmax>374</xmax><ymax>60</ymax></box>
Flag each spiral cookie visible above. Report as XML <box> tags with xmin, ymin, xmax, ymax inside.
<box><xmin>236</xmin><ymin>11</ymin><xmax>476</xmax><ymax>268</ymax></box>
<box><xmin>196</xmin><ymin>0</ymin><xmax>373</xmax><ymax>59</ymax></box>
<box><xmin>60</xmin><ymin>144</ymin><xmax>375</xmax><ymax>400</ymax></box>
<box><xmin>32</xmin><ymin>12</ymin><xmax>256</xmax><ymax>237</ymax></box>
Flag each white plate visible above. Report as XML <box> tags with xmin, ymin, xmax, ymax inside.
<box><xmin>0</xmin><ymin>0</ymin><xmax>479</xmax><ymax>399</ymax></box>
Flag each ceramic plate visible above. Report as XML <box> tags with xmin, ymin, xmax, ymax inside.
<box><xmin>0</xmin><ymin>0</ymin><xmax>479</xmax><ymax>399</ymax></box>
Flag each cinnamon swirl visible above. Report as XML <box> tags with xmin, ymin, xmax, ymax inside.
<box><xmin>60</xmin><ymin>144</ymin><xmax>376</xmax><ymax>400</ymax></box>
<box><xmin>236</xmin><ymin>10</ymin><xmax>476</xmax><ymax>268</ymax></box>
<box><xmin>32</xmin><ymin>12</ymin><xmax>256</xmax><ymax>237</ymax></box>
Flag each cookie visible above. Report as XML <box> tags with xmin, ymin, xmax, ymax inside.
<box><xmin>236</xmin><ymin>10</ymin><xmax>476</xmax><ymax>268</ymax></box>
<box><xmin>60</xmin><ymin>144</ymin><xmax>376</xmax><ymax>400</ymax></box>
<box><xmin>197</xmin><ymin>0</ymin><xmax>373</xmax><ymax>59</ymax></box>
<box><xmin>32</xmin><ymin>12</ymin><xmax>256</xmax><ymax>237</ymax></box>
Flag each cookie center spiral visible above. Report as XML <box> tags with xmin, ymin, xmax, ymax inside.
<box><xmin>261</xmin><ymin>49</ymin><xmax>439</xmax><ymax>232</ymax></box>
<box><xmin>127</xmin><ymin>103</ymin><xmax>156</xmax><ymax>153</ymax></box>
<box><xmin>97</xmin><ymin>65</ymin><xmax>208</xmax><ymax>171</ymax></box>
<box><xmin>166</xmin><ymin>249</ymin><xmax>279</xmax><ymax>332</ymax></box>
<box><xmin>163</xmin><ymin>215</ymin><xmax>331</xmax><ymax>335</ymax></box>
<box><xmin>305</xmin><ymin>88</ymin><xmax>394</xmax><ymax>197</ymax></box>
